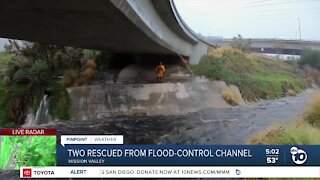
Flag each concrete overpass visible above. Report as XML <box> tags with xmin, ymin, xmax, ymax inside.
<box><xmin>0</xmin><ymin>0</ymin><xmax>208</xmax><ymax>64</ymax></box>
<box><xmin>208</xmin><ymin>38</ymin><xmax>320</xmax><ymax>55</ymax></box>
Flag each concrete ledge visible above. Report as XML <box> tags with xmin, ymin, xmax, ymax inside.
<box><xmin>67</xmin><ymin>81</ymin><xmax>244</xmax><ymax>120</ymax></box>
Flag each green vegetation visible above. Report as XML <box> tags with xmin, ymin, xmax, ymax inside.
<box><xmin>0</xmin><ymin>40</ymin><xmax>99</xmax><ymax>126</ymax></box>
<box><xmin>249</xmin><ymin>92</ymin><xmax>320</xmax><ymax>144</ymax></box>
<box><xmin>190</xmin><ymin>48</ymin><xmax>307</xmax><ymax>101</ymax></box>
<box><xmin>0</xmin><ymin>82</ymin><xmax>27</xmax><ymax>126</ymax></box>
<box><xmin>0</xmin><ymin>53</ymin><xmax>15</xmax><ymax>126</ymax></box>
<box><xmin>0</xmin><ymin>81</ymin><xmax>8</xmax><ymax>126</ymax></box>
<box><xmin>48</xmin><ymin>82</ymin><xmax>71</xmax><ymax>120</ymax></box>
<box><xmin>301</xmin><ymin>48</ymin><xmax>320</xmax><ymax>70</ymax></box>
<box><xmin>0</xmin><ymin>52</ymin><xmax>13</xmax><ymax>78</ymax></box>
<box><xmin>0</xmin><ymin>136</ymin><xmax>56</xmax><ymax>170</ymax></box>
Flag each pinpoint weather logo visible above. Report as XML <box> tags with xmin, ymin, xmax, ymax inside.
<box><xmin>290</xmin><ymin>147</ymin><xmax>307</xmax><ymax>165</ymax></box>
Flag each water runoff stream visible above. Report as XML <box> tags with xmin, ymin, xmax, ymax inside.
<box><xmin>0</xmin><ymin>89</ymin><xmax>314</xmax><ymax>180</ymax></box>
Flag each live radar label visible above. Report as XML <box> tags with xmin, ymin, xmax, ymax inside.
<box><xmin>0</xmin><ymin>128</ymin><xmax>56</xmax><ymax>170</ymax></box>
<box><xmin>0</xmin><ymin>128</ymin><xmax>56</xmax><ymax>136</ymax></box>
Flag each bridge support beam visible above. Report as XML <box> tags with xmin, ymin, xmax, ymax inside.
<box><xmin>189</xmin><ymin>42</ymin><xmax>208</xmax><ymax>64</ymax></box>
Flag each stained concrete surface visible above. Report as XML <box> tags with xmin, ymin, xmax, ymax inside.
<box><xmin>67</xmin><ymin>81</ymin><xmax>241</xmax><ymax>120</ymax></box>
<box><xmin>68</xmin><ymin>64</ymin><xmax>244</xmax><ymax>120</ymax></box>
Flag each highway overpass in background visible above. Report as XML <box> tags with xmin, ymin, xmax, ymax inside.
<box><xmin>208</xmin><ymin>38</ymin><xmax>320</xmax><ymax>55</ymax></box>
<box><xmin>0</xmin><ymin>0</ymin><xmax>208</xmax><ymax>64</ymax></box>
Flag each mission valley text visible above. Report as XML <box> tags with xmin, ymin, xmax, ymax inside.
<box><xmin>67</xmin><ymin>148</ymin><xmax>253</xmax><ymax>158</ymax></box>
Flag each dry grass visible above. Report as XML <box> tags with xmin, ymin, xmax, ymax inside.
<box><xmin>222</xmin><ymin>87</ymin><xmax>240</xmax><ymax>106</ymax></box>
<box><xmin>303</xmin><ymin>92</ymin><xmax>320</xmax><ymax>128</ymax></box>
<box><xmin>208</xmin><ymin>47</ymin><xmax>267</xmax><ymax>60</ymax></box>
<box><xmin>287</xmin><ymin>89</ymin><xmax>298</xmax><ymax>96</ymax></box>
<box><xmin>61</xmin><ymin>69</ymin><xmax>78</xmax><ymax>87</ymax></box>
<box><xmin>61</xmin><ymin>59</ymin><xmax>97</xmax><ymax>87</ymax></box>
<box><xmin>208</xmin><ymin>47</ymin><xmax>243</xmax><ymax>59</ymax></box>
<box><xmin>248</xmin><ymin>91</ymin><xmax>320</xmax><ymax>145</ymax></box>
<box><xmin>248</xmin><ymin>123</ymin><xmax>320</xmax><ymax>145</ymax></box>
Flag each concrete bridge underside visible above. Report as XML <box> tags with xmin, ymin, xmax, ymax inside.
<box><xmin>0</xmin><ymin>0</ymin><xmax>207</xmax><ymax>64</ymax></box>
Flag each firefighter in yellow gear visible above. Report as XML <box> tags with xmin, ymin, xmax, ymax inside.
<box><xmin>155</xmin><ymin>62</ymin><xmax>165</xmax><ymax>83</ymax></box>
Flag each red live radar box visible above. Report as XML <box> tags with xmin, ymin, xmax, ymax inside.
<box><xmin>0</xmin><ymin>128</ymin><xmax>57</xmax><ymax>170</ymax></box>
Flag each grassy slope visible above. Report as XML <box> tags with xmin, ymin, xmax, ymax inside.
<box><xmin>249</xmin><ymin>92</ymin><xmax>320</xmax><ymax>144</ymax></box>
<box><xmin>190</xmin><ymin>48</ymin><xmax>307</xmax><ymax>101</ymax></box>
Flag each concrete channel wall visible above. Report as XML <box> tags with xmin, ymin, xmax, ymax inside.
<box><xmin>67</xmin><ymin>82</ymin><xmax>243</xmax><ymax>121</ymax></box>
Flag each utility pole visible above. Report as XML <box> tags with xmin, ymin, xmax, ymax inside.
<box><xmin>297</xmin><ymin>17</ymin><xmax>301</xmax><ymax>40</ymax></box>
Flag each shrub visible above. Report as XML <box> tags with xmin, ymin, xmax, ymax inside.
<box><xmin>303</xmin><ymin>92</ymin><xmax>320</xmax><ymax>128</ymax></box>
<box><xmin>301</xmin><ymin>48</ymin><xmax>320</xmax><ymax>70</ymax></box>
<box><xmin>61</xmin><ymin>59</ymin><xmax>97</xmax><ymax>87</ymax></box>
<box><xmin>222</xmin><ymin>87</ymin><xmax>240</xmax><ymax>106</ymax></box>
<box><xmin>79</xmin><ymin>59</ymin><xmax>97</xmax><ymax>86</ymax></box>
<box><xmin>0</xmin><ymin>84</ymin><xmax>34</xmax><ymax>125</ymax></box>
<box><xmin>1</xmin><ymin>41</ymin><xmax>101</xmax><ymax>125</ymax></box>
<box><xmin>49</xmin><ymin>82</ymin><xmax>71</xmax><ymax>120</ymax></box>
<box><xmin>0</xmin><ymin>81</ymin><xmax>8</xmax><ymax>126</ymax></box>
<box><xmin>61</xmin><ymin>69</ymin><xmax>78</xmax><ymax>87</ymax></box>
<box><xmin>5</xmin><ymin>55</ymin><xmax>50</xmax><ymax>85</ymax></box>
<box><xmin>230</xmin><ymin>34</ymin><xmax>252</xmax><ymax>53</ymax></box>
<box><xmin>0</xmin><ymin>52</ymin><xmax>13</xmax><ymax>78</ymax></box>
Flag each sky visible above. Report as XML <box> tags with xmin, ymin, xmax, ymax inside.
<box><xmin>0</xmin><ymin>39</ymin><xmax>7</xmax><ymax>51</ymax></box>
<box><xmin>174</xmin><ymin>0</ymin><xmax>320</xmax><ymax>40</ymax></box>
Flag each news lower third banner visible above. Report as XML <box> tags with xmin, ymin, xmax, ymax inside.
<box><xmin>0</xmin><ymin>130</ymin><xmax>318</xmax><ymax>167</ymax></box>
<box><xmin>56</xmin><ymin>134</ymin><xmax>318</xmax><ymax>166</ymax></box>
<box><xmin>3</xmin><ymin>129</ymin><xmax>320</xmax><ymax>178</ymax></box>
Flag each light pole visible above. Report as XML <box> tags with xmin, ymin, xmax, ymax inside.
<box><xmin>297</xmin><ymin>17</ymin><xmax>301</xmax><ymax>40</ymax></box>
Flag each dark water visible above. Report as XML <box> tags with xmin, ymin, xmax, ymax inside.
<box><xmin>48</xmin><ymin>90</ymin><xmax>311</xmax><ymax>145</ymax></box>
<box><xmin>0</xmin><ymin>90</ymin><xmax>313</xmax><ymax>180</ymax></box>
